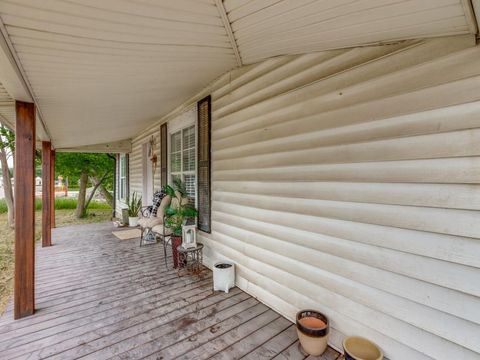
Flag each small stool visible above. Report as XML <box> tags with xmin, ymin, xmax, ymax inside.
<box><xmin>177</xmin><ymin>243</ymin><xmax>204</xmax><ymax>276</ymax></box>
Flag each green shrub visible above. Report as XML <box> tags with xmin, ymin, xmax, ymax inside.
<box><xmin>54</xmin><ymin>198</ymin><xmax>78</xmax><ymax>210</ymax></box>
<box><xmin>0</xmin><ymin>197</ymin><xmax>111</xmax><ymax>213</ymax></box>
<box><xmin>0</xmin><ymin>200</ymin><xmax>7</xmax><ymax>213</ymax></box>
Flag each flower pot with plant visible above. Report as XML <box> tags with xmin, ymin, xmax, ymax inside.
<box><xmin>127</xmin><ymin>192</ymin><xmax>142</xmax><ymax>227</ymax></box>
<box><xmin>163</xmin><ymin>179</ymin><xmax>198</xmax><ymax>268</ymax></box>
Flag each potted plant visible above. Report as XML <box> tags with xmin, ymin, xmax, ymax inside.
<box><xmin>163</xmin><ymin>178</ymin><xmax>198</xmax><ymax>268</ymax></box>
<box><xmin>127</xmin><ymin>191</ymin><xmax>142</xmax><ymax>227</ymax></box>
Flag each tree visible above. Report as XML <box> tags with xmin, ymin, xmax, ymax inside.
<box><xmin>0</xmin><ymin>125</ymin><xmax>15</xmax><ymax>228</ymax></box>
<box><xmin>55</xmin><ymin>152</ymin><xmax>114</xmax><ymax>218</ymax></box>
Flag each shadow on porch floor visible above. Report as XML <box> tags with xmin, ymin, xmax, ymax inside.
<box><xmin>0</xmin><ymin>222</ymin><xmax>340</xmax><ymax>359</ymax></box>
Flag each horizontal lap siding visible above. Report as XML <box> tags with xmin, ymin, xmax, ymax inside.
<box><xmin>130</xmin><ymin>129</ymin><xmax>161</xmax><ymax>199</ymax></box>
<box><xmin>198</xmin><ymin>36</ymin><xmax>480</xmax><ymax>359</ymax></box>
<box><xmin>115</xmin><ymin>154</ymin><xmax>126</xmax><ymax>217</ymax></box>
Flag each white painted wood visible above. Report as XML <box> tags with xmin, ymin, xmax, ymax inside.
<box><xmin>214</xmin><ymin>0</ymin><xmax>242</xmax><ymax>66</ymax></box>
<box><xmin>0</xmin><ymin>81</ymin><xmax>14</xmax><ymax>129</ymax></box>
<box><xmin>141</xmin><ymin>142</ymin><xmax>153</xmax><ymax>206</ymax></box>
<box><xmin>224</xmin><ymin>0</ymin><xmax>476</xmax><ymax>63</ymax></box>
<box><xmin>0</xmin><ymin>1</ymin><xmax>476</xmax><ymax>148</ymax></box>
<box><xmin>472</xmin><ymin>0</ymin><xmax>480</xmax><ymax>30</ymax></box>
<box><xmin>58</xmin><ymin>139</ymin><xmax>131</xmax><ymax>153</ymax></box>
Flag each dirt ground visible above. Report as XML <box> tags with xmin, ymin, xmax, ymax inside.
<box><xmin>0</xmin><ymin>209</ymin><xmax>112</xmax><ymax>315</ymax></box>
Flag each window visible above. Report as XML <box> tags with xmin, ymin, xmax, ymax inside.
<box><xmin>170</xmin><ymin>125</ymin><xmax>196</xmax><ymax>202</ymax></box>
<box><xmin>119</xmin><ymin>154</ymin><xmax>127</xmax><ymax>201</ymax></box>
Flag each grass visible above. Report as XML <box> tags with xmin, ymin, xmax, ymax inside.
<box><xmin>0</xmin><ymin>198</ymin><xmax>111</xmax><ymax>213</ymax></box>
<box><xmin>0</xmin><ymin>208</ymin><xmax>112</xmax><ymax>315</ymax></box>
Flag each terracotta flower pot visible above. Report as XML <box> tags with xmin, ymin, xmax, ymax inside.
<box><xmin>171</xmin><ymin>235</ymin><xmax>182</xmax><ymax>268</ymax></box>
<box><xmin>343</xmin><ymin>336</ymin><xmax>383</xmax><ymax>360</ymax></box>
<box><xmin>296</xmin><ymin>310</ymin><xmax>329</xmax><ymax>356</ymax></box>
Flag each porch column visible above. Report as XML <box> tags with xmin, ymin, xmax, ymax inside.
<box><xmin>14</xmin><ymin>100</ymin><xmax>36</xmax><ymax>319</ymax></box>
<box><xmin>50</xmin><ymin>149</ymin><xmax>55</xmax><ymax>228</ymax></box>
<box><xmin>42</xmin><ymin>141</ymin><xmax>52</xmax><ymax>247</ymax></box>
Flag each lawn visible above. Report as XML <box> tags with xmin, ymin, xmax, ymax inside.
<box><xmin>0</xmin><ymin>208</ymin><xmax>112</xmax><ymax>315</ymax></box>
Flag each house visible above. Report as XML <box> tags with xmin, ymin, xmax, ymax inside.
<box><xmin>0</xmin><ymin>1</ymin><xmax>479</xmax><ymax>359</ymax></box>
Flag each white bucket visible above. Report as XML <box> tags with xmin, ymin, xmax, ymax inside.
<box><xmin>213</xmin><ymin>262</ymin><xmax>235</xmax><ymax>293</ymax></box>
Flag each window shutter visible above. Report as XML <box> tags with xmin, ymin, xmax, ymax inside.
<box><xmin>160</xmin><ymin>123</ymin><xmax>168</xmax><ymax>187</ymax></box>
<box><xmin>197</xmin><ymin>95</ymin><xmax>211</xmax><ymax>233</ymax></box>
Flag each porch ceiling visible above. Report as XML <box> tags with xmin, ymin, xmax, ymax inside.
<box><xmin>0</xmin><ymin>0</ymin><xmax>477</xmax><ymax>149</ymax></box>
<box><xmin>0</xmin><ymin>80</ymin><xmax>14</xmax><ymax>128</ymax></box>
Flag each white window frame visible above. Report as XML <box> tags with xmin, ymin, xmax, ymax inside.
<box><xmin>168</xmin><ymin>107</ymin><xmax>197</xmax><ymax>206</ymax></box>
<box><xmin>119</xmin><ymin>154</ymin><xmax>127</xmax><ymax>201</ymax></box>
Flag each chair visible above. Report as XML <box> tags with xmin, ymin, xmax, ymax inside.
<box><xmin>151</xmin><ymin>191</ymin><xmax>190</xmax><ymax>268</ymax></box>
<box><xmin>138</xmin><ymin>193</ymin><xmax>171</xmax><ymax>246</ymax></box>
<box><xmin>151</xmin><ymin>217</ymin><xmax>173</xmax><ymax>268</ymax></box>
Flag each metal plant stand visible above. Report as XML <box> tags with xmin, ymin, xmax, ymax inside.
<box><xmin>177</xmin><ymin>243</ymin><xmax>204</xmax><ymax>276</ymax></box>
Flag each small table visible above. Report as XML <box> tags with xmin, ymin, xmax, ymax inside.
<box><xmin>177</xmin><ymin>243</ymin><xmax>204</xmax><ymax>276</ymax></box>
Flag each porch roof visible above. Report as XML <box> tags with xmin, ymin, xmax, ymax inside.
<box><xmin>0</xmin><ymin>222</ymin><xmax>340</xmax><ymax>359</ymax></box>
<box><xmin>0</xmin><ymin>0</ymin><xmax>478</xmax><ymax>150</ymax></box>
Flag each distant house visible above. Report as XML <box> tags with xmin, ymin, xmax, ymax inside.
<box><xmin>35</xmin><ymin>177</ymin><xmax>42</xmax><ymax>186</ymax></box>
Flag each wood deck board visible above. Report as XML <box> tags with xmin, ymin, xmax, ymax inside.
<box><xmin>0</xmin><ymin>222</ymin><xmax>339</xmax><ymax>360</ymax></box>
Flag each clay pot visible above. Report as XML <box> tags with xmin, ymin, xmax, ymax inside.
<box><xmin>171</xmin><ymin>235</ymin><xmax>182</xmax><ymax>268</ymax></box>
<box><xmin>343</xmin><ymin>336</ymin><xmax>383</xmax><ymax>360</ymax></box>
<box><xmin>296</xmin><ymin>310</ymin><xmax>329</xmax><ymax>356</ymax></box>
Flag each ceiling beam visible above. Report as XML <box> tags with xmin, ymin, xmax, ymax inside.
<box><xmin>463</xmin><ymin>0</ymin><xmax>479</xmax><ymax>34</ymax></box>
<box><xmin>0</xmin><ymin>17</ymin><xmax>50</xmax><ymax>141</ymax></box>
<box><xmin>0</xmin><ymin>112</ymin><xmax>14</xmax><ymax>130</ymax></box>
<box><xmin>57</xmin><ymin>139</ymin><xmax>132</xmax><ymax>154</ymax></box>
<box><xmin>214</xmin><ymin>0</ymin><xmax>242</xmax><ymax>67</ymax></box>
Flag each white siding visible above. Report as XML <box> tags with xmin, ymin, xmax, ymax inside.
<box><xmin>130</xmin><ymin>130</ymin><xmax>161</xmax><ymax>199</ymax></box>
<box><xmin>114</xmin><ymin>154</ymin><xmax>127</xmax><ymax>218</ymax></box>
<box><xmin>131</xmin><ymin>35</ymin><xmax>480</xmax><ymax>359</ymax></box>
<box><xmin>129</xmin><ymin>106</ymin><xmax>198</xmax><ymax>203</ymax></box>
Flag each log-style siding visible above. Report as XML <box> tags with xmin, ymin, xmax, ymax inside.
<box><xmin>129</xmin><ymin>132</ymin><xmax>161</xmax><ymax>198</ymax></box>
<box><xmin>129</xmin><ymin>35</ymin><xmax>480</xmax><ymax>359</ymax></box>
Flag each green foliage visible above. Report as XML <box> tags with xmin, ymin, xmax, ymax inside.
<box><xmin>163</xmin><ymin>179</ymin><xmax>198</xmax><ymax>236</ymax></box>
<box><xmin>127</xmin><ymin>192</ymin><xmax>142</xmax><ymax>217</ymax></box>
<box><xmin>55</xmin><ymin>152</ymin><xmax>115</xmax><ymax>189</ymax></box>
<box><xmin>54</xmin><ymin>198</ymin><xmax>111</xmax><ymax>210</ymax></box>
<box><xmin>0</xmin><ymin>125</ymin><xmax>15</xmax><ymax>177</ymax></box>
<box><xmin>0</xmin><ymin>198</ymin><xmax>111</xmax><ymax>213</ymax></box>
<box><xmin>0</xmin><ymin>200</ymin><xmax>6</xmax><ymax>213</ymax></box>
<box><xmin>0</xmin><ymin>125</ymin><xmax>14</xmax><ymax>155</ymax></box>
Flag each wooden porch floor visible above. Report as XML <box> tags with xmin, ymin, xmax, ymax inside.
<box><xmin>0</xmin><ymin>222</ymin><xmax>340</xmax><ymax>360</ymax></box>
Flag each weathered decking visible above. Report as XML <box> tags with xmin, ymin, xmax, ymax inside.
<box><xmin>0</xmin><ymin>222</ymin><xmax>340</xmax><ymax>360</ymax></box>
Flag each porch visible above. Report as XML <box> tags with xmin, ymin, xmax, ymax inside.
<box><xmin>0</xmin><ymin>222</ymin><xmax>339</xmax><ymax>360</ymax></box>
<box><xmin>0</xmin><ymin>1</ymin><xmax>479</xmax><ymax>359</ymax></box>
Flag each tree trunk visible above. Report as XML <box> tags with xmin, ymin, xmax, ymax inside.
<box><xmin>0</xmin><ymin>145</ymin><xmax>14</xmax><ymax>227</ymax></box>
<box><xmin>75</xmin><ymin>170</ymin><xmax>88</xmax><ymax>218</ymax></box>
<box><xmin>85</xmin><ymin>174</ymin><xmax>104</xmax><ymax>210</ymax></box>
<box><xmin>91</xmin><ymin>175</ymin><xmax>113</xmax><ymax>208</ymax></box>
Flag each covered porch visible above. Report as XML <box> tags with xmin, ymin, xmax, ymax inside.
<box><xmin>0</xmin><ymin>222</ymin><xmax>340</xmax><ymax>359</ymax></box>
<box><xmin>0</xmin><ymin>1</ymin><xmax>479</xmax><ymax>359</ymax></box>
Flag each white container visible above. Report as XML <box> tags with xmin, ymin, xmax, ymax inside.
<box><xmin>213</xmin><ymin>262</ymin><xmax>235</xmax><ymax>293</ymax></box>
<box><xmin>128</xmin><ymin>216</ymin><xmax>139</xmax><ymax>227</ymax></box>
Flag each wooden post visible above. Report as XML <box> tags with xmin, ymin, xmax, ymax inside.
<box><xmin>50</xmin><ymin>149</ymin><xmax>55</xmax><ymax>228</ymax></box>
<box><xmin>14</xmin><ymin>100</ymin><xmax>36</xmax><ymax>319</ymax></box>
<box><xmin>42</xmin><ymin>141</ymin><xmax>52</xmax><ymax>247</ymax></box>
